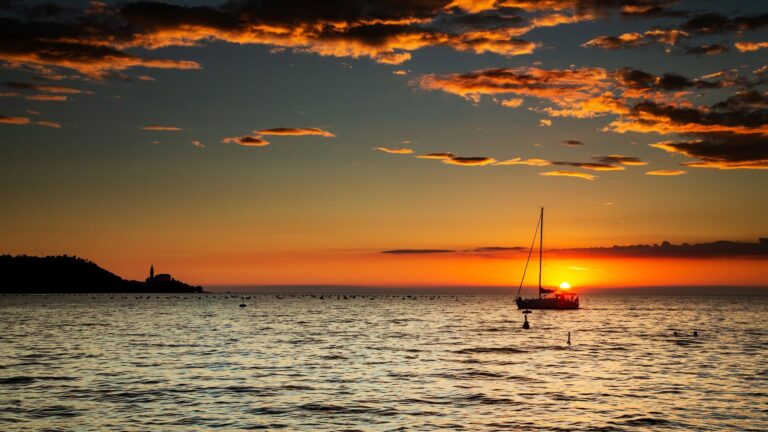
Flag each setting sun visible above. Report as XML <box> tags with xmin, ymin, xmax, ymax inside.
<box><xmin>559</xmin><ymin>281</ymin><xmax>572</xmax><ymax>290</ymax></box>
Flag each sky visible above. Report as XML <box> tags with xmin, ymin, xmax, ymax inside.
<box><xmin>0</xmin><ymin>0</ymin><xmax>766</xmax><ymax>289</ymax></box>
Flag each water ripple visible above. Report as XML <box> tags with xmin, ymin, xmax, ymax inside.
<box><xmin>0</xmin><ymin>294</ymin><xmax>766</xmax><ymax>430</ymax></box>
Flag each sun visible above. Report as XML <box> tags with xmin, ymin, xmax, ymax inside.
<box><xmin>559</xmin><ymin>281</ymin><xmax>572</xmax><ymax>290</ymax></box>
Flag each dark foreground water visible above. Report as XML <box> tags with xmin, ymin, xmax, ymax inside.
<box><xmin>0</xmin><ymin>294</ymin><xmax>766</xmax><ymax>431</ymax></box>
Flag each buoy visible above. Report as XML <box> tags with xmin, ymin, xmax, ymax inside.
<box><xmin>239</xmin><ymin>296</ymin><xmax>247</xmax><ymax>307</ymax></box>
<box><xmin>673</xmin><ymin>331</ymin><xmax>678</xmax><ymax>336</ymax></box>
<box><xmin>693</xmin><ymin>331</ymin><xmax>698</xmax><ymax>337</ymax></box>
<box><xmin>567</xmin><ymin>331</ymin><xmax>571</xmax><ymax>345</ymax></box>
<box><xmin>522</xmin><ymin>309</ymin><xmax>531</xmax><ymax>329</ymax></box>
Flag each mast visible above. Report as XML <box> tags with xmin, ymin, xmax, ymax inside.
<box><xmin>538</xmin><ymin>207</ymin><xmax>543</xmax><ymax>297</ymax></box>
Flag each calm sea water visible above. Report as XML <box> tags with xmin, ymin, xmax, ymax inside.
<box><xmin>0</xmin><ymin>294</ymin><xmax>766</xmax><ymax>431</ymax></box>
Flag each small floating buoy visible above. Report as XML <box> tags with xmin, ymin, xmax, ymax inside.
<box><xmin>239</xmin><ymin>296</ymin><xmax>247</xmax><ymax>307</ymax></box>
<box><xmin>567</xmin><ymin>331</ymin><xmax>571</xmax><ymax>346</ymax></box>
<box><xmin>673</xmin><ymin>331</ymin><xmax>678</xmax><ymax>336</ymax></box>
<box><xmin>693</xmin><ymin>331</ymin><xmax>698</xmax><ymax>337</ymax></box>
<box><xmin>522</xmin><ymin>309</ymin><xmax>531</xmax><ymax>329</ymax></box>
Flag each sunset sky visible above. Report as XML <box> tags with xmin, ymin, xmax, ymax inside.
<box><xmin>1</xmin><ymin>0</ymin><xmax>766</xmax><ymax>288</ymax></box>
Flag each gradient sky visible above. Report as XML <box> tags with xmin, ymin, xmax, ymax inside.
<box><xmin>1</xmin><ymin>0</ymin><xmax>766</xmax><ymax>288</ymax></box>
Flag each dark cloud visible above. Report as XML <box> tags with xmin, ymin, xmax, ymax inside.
<box><xmin>630</xmin><ymin>100</ymin><xmax>767</xmax><ymax>130</ymax></box>
<box><xmin>412</xmin><ymin>151</ymin><xmax>497</xmax><ymax>165</ymax></box>
<box><xmin>617</xmin><ymin>68</ymin><xmax>686</xmax><ymax>90</ymax></box>
<box><xmin>607</xmin><ymin>91</ymin><xmax>768</xmax><ymax>169</ymax></box>
<box><xmin>583</xmin><ymin>12</ymin><xmax>768</xmax><ymax>54</ymax></box>
<box><xmin>553</xmin><ymin>239</ymin><xmax>768</xmax><ymax>258</ymax></box>
<box><xmin>711</xmin><ymin>91</ymin><xmax>768</xmax><ymax>111</ymax></box>
<box><xmin>382</xmin><ymin>246</ymin><xmax>524</xmax><ymax>255</ymax></box>
<box><xmin>442</xmin><ymin>156</ymin><xmax>497</xmax><ymax>166</ymax></box>
<box><xmin>552</xmin><ymin>154</ymin><xmax>647</xmax><ymax>170</ymax></box>
<box><xmin>552</xmin><ymin>161</ymin><xmax>623</xmax><ymax>171</ymax></box>
<box><xmin>0</xmin><ymin>17</ymin><xmax>201</xmax><ymax>79</ymax></box>
<box><xmin>468</xmin><ymin>246</ymin><xmax>525</xmax><ymax>252</ymax></box>
<box><xmin>685</xmin><ymin>44</ymin><xmax>729</xmax><ymax>56</ymax></box>
<box><xmin>593</xmin><ymin>155</ymin><xmax>647</xmax><ymax>165</ymax></box>
<box><xmin>651</xmin><ymin>133</ymin><xmax>768</xmax><ymax>170</ymax></box>
<box><xmin>384</xmin><ymin>238</ymin><xmax>768</xmax><ymax>259</ymax></box>
<box><xmin>563</xmin><ymin>139</ymin><xmax>584</xmax><ymax>146</ymax></box>
<box><xmin>417</xmin><ymin>152</ymin><xmax>455</xmax><ymax>159</ymax></box>
<box><xmin>222</xmin><ymin>135</ymin><xmax>270</xmax><ymax>147</ymax></box>
<box><xmin>0</xmin><ymin>0</ymin><xmax>554</xmax><ymax>79</ymax></box>
<box><xmin>498</xmin><ymin>0</ymin><xmax>680</xmax><ymax>16</ymax></box>
<box><xmin>614</xmin><ymin>68</ymin><xmax>730</xmax><ymax>91</ymax></box>
<box><xmin>681</xmin><ymin>12</ymin><xmax>768</xmax><ymax>35</ymax></box>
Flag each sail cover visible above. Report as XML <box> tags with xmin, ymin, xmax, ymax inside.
<box><xmin>539</xmin><ymin>287</ymin><xmax>555</xmax><ymax>294</ymax></box>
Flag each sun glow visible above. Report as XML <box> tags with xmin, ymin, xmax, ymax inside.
<box><xmin>559</xmin><ymin>281</ymin><xmax>572</xmax><ymax>290</ymax></box>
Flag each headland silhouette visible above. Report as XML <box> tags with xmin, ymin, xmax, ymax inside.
<box><xmin>0</xmin><ymin>255</ymin><xmax>203</xmax><ymax>293</ymax></box>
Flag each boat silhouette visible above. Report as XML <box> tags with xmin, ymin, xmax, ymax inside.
<box><xmin>515</xmin><ymin>208</ymin><xmax>579</xmax><ymax>310</ymax></box>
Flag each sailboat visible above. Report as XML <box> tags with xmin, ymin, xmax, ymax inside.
<box><xmin>515</xmin><ymin>208</ymin><xmax>579</xmax><ymax>310</ymax></box>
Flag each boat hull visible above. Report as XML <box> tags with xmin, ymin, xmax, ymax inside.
<box><xmin>516</xmin><ymin>297</ymin><xmax>579</xmax><ymax>310</ymax></box>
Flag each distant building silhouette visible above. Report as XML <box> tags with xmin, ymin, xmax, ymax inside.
<box><xmin>146</xmin><ymin>265</ymin><xmax>175</xmax><ymax>285</ymax></box>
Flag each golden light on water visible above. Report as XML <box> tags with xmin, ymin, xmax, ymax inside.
<box><xmin>559</xmin><ymin>281</ymin><xmax>572</xmax><ymax>290</ymax></box>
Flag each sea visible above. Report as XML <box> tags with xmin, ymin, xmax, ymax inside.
<box><xmin>0</xmin><ymin>294</ymin><xmax>766</xmax><ymax>431</ymax></box>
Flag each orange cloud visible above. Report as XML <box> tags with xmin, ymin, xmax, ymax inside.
<box><xmin>734</xmin><ymin>41</ymin><xmax>768</xmax><ymax>52</ymax></box>
<box><xmin>542</xmin><ymin>92</ymin><xmax>628</xmax><ymax>118</ymax></box>
<box><xmin>645</xmin><ymin>169</ymin><xmax>687</xmax><ymax>175</ymax></box>
<box><xmin>256</xmin><ymin>127</ymin><xmax>336</xmax><ymax>137</ymax></box>
<box><xmin>26</xmin><ymin>95</ymin><xmax>67</xmax><ymax>101</ymax></box>
<box><xmin>418</xmin><ymin>66</ymin><xmax>610</xmax><ymax>104</ymax></box>
<box><xmin>0</xmin><ymin>116</ymin><xmax>31</xmax><ymax>125</ymax></box>
<box><xmin>375</xmin><ymin>147</ymin><xmax>414</xmax><ymax>154</ymax></box>
<box><xmin>539</xmin><ymin>170</ymin><xmax>596</xmax><ymax>180</ymax></box>
<box><xmin>35</xmin><ymin>120</ymin><xmax>61</xmax><ymax>128</ymax></box>
<box><xmin>500</xmin><ymin>98</ymin><xmax>523</xmax><ymax>108</ymax></box>
<box><xmin>375</xmin><ymin>52</ymin><xmax>412</xmax><ymax>65</ymax></box>
<box><xmin>582</xmin><ymin>29</ymin><xmax>688</xmax><ymax>50</ymax></box>
<box><xmin>496</xmin><ymin>157</ymin><xmax>551</xmax><ymax>166</ymax></box>
<box><xmin>5</xmin><ymin>82</ymin><xmax>85</xmax><ymax>94</ymax></box>
<box><xmin>446</xmin><ymin>0</ymin><xmax>497</xmax><ymax>13</ymax></box>
<box><xmin>0</xmin><ymin>45</ymin><xmax>201</xmax><ymax>79</ymax></box>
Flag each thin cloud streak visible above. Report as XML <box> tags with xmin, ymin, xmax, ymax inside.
<box><xmin>646</xmin><ymin>169</ymin><xmax>687</xmax><ymax>175</ymax></box>
<box><xmin>539</xmin><ymin>170</ymin><xmax>597</xmax><ymax>180</ymax></box>
<box><xmin>141</xmin><ymin>125</ymin><xmax>183</xmax><ymax>131</ymax></box>
<box><xmin>381</xmin><ymin>239</ymin><xmax>768</xmax><ymax>259</ymax></box>
<box><xmin>0</xmin><ymin>116</ymin><xmax>31</xmax><ymax>125</ymax></box>
<box><xmin>256</xmin><ymin>127</ymin><xmax>336</xmax><ymax>137</ymax></box>
<box><xmin>375</xmin><ymin>147</ymin><xmax>414</xmax><ymax>154</ymax></box>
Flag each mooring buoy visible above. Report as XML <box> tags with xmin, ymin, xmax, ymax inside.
<box><xmin>522</xmin><ymin>309</ymin><xmax>532</xmax><ymax>329</ymax></box>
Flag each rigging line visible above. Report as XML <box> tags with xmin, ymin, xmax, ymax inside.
<box><xmin>515</xmin><ymin>212</ymin><xmax>541</xmax><ymax>299</ymax></box>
